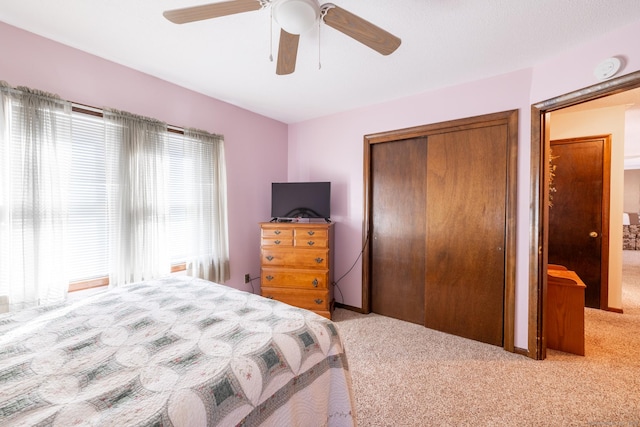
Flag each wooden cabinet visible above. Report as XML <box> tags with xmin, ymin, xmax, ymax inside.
<box><xmin>260</xmin><ymin>222</ymin><xmax>334</xmax><ymax>319</ymax></box>
<box><xmin>547</xmin><ymin>265</ymin><xmax>586</xmax><ymax>356</ymax></box>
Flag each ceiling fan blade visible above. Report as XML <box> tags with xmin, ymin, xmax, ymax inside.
<box><xmin>276</xmin><ymin>29</ymin><xmax>300</xmax><ymax>75</ymax></box>
<box><xmin>322</xmin><ymin>4</ymin><xmax>401</xmax><ymax>55</ymax></box>
<box><xmin>163</xmin><ymin>0</ymin><xmax>262</xmax><ymax>24</ymax></box>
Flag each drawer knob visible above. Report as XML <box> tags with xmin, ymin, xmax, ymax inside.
<box><xmin>274</xmin><ymin>230</ymin><xmax>281</xmax><ymax>235</ymax></box>
<box><xmin>307</xmin><ymin>241</ymin><xmax>315</xmax><ymax>246</ymax></box>
<box><xmin>266</xmin><ymin>275</ymin><xmax>274</xmax><ymax>281</ymax></box>
<box><xmin>266</xmin><ymin>255</ymin><xmax>274</xmax><ymax>261</ymax></box>
<box><xmin>307</xmin><ymin>231</ymin><xmax>315</xmax><ymax>236</ymax></box>
<box><xmin>312</xmin><ymin>278</ymin><xmax>319</xmax><ymax>287</ymax></box>
<box><xmin>275</xmin><ymin>240</ymin><xmax>281</xmax><ymax>245</ymax></box>
<box><xmin>266</xmin><ymin>295</ymin><xmax>274</xmax><ymax>299</ymax></box>
<box><xmin>314</xmin><ymin>299</ymin><xmax>323</xmax><ymax>305</ymax></box>
<box><xmin>315</xmin><ymin>257</ymin><xmax>324</xmax><ymax>264</ymax></box>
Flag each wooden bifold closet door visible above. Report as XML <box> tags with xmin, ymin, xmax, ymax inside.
<box><xmin>366</xmin><ymin>111</ymin><xmax>517</xmax><ymax>348</ymax></box>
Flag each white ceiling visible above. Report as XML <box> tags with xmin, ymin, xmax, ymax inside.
<box><xmin>2</xmin><ymin>0</ymin><xmax>640</xmax><ymax>124</ymax></box>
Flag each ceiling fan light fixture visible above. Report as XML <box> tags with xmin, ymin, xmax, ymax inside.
<box><xmin>272</xmin><ymin>0</ymin><xmax>320</xmax><ymax>35</ymax></box>
<box><xmin>163</xmin><ymin>0</ymin><xmax>401</xmax><ymax>75</ymax></box>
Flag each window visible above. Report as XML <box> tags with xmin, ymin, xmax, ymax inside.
<box><xmin>66</xmin><ymin>108</ymin><xmax>228</xmax><ymax>290</ymax></box>
<box><xmin>2</xmin><ymin>85</ymin><xmax>229</xmax><ymax>308</ymax></box>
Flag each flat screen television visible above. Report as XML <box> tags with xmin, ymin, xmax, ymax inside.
<box><xmin>271</xmin><ymin>182</ymin><xmax>331</xmax><ymax>221</ymax></box>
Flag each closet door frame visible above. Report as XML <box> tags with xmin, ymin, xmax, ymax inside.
<box><xmin>362</xmin><ymin>110</ymin><xmax>518</xmax><ymax>353</ymax></box>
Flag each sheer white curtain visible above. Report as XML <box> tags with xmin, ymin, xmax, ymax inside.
<box><xmin>0</xmin><ymin>82</ymin><xmax>72</xmax><ymax>311</ymax></box>
<box><xmin>104</xmin><ymin>109</ymin><xmax>170</xmax><ymax>287</ymax></box>
<box><xmin>183</xmin><ymin>128</ymin><xmax>230</xmax><ymax>283</ymax></box>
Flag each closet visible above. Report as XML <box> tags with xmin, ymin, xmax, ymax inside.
<box><xmin>362</xmin><ymin>110</ymin><xmax>518</xmax><ymax>348</ymax></box>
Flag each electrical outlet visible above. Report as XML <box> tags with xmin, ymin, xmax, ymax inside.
<box><xmin>244</xmin><ymin>274</ymin><xmax>250</xmax><ymax>284</ymax></box>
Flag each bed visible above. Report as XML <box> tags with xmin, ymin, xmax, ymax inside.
<box><xmin>0</xmin><ymin>276</ymin><xmax>356</xmax><ymax>426</ymax></box>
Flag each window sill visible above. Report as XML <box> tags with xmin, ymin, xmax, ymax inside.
<box><xmin>68</xmin><ymin>263</ymin><xmax>187</xmax><ymax>292</ymax></box>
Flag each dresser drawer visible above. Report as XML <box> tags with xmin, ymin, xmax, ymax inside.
<box><xmin>294</xmin><ymin>227</ymin><xmax>328</xmax><ymax>239</ymax></box>
<box><xmin>261</xmin><ymin>237</ymin><xmax>293</xmax><ymax>247</ymax></box>
<box><xmin>261</xmin><ymin>248</ymin><xmax>329</xmax><ymax>269</ymax></box>
<box><xmin>262</xmin><ymin>287</ymin><xmax>331</xmax><ymax>312</ymax></box>
<box><xmin>294</xmin><ymin>235</ymin><xmax>328</xmax><ymax>248</ymax></box>
<box><xmin>261</xmin><ymin>227</ymin><xmax>293</xmax><ymax>238</ymax></box>
<box><xmin>261</xmin><ymin>268</ymin><xmax>329</xmax><ymax>290</ymax></box>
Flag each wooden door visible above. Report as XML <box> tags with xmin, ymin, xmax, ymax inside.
<box><xmin>370</xmin><ymin>137</ymin><xmax>427</xmax><ymax>325</ymax></box>
<box><xmin>365</xmin><ymin>110</ymin><xmax>517</xmax><ymax>348</ymax></box>
<box><xmin>548</xmin><ymin>136</ymin><xmax>610</xmax><ymax>308</ymax></box>
<box><xmin>425</xmin><ymin>125</ymin><xmax>507</xmax><ymax>346</ymax></box>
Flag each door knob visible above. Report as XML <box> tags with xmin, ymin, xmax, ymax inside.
<box><xmin>589</xmin><ymin>231</ymin><xmax>598</xmax><ymax>238</ymax></box>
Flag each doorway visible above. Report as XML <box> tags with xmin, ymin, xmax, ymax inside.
<box><xmin>530</xmin><ymin>70</ymin><xmax>640</xmax><ymax>360</ymax></box>
<box><xmin>548</xmin><ymin>135</ymin><xmax>611</xmax><ymax>309</ymax></box>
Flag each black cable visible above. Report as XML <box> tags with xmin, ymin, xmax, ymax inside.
<box><xmin>246</xmin><ymin>276</ymin><xmax>259</xmax><ymax>294</ymax></box>
<box><xmin>332</xmin><ymin>232</ymin><xmax>370</xmax><ymax>303</ymax></box>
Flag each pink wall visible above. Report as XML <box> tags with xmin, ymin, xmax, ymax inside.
<box><xmin>289</xmin><ymin>18</ymin><xmax>640</xmax><ymax>350</ymax></box>
<box><xmin>531</xmin><ymin>20</ymin><xmax>640</xmax><ymax>104</ymax></box>
<box><xmin>0</xmin><ymin>21</ymin><xmax>289</xmax><ymax>293</ymax></box>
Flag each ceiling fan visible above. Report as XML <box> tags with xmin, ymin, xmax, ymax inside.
<box><xmin>163</xmin><ymin>0</ymin><xmax>401</xmax><ymax>75</ymax></box>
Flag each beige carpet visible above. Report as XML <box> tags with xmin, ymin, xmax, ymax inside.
<box><xmin>333</xmin><ymin>252</ymin><xmax>640</xmax><ymax>426</ymax></box>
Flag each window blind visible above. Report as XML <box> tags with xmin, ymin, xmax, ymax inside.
<box><xmin>68</xmin><ymin>111</ymin><xmax>109</xmax><ymax>282</ymax></box>
<box><xmin>168</xmin><ymin>132</ymin><xmax>188</xmax><ymax>263</ymax></box>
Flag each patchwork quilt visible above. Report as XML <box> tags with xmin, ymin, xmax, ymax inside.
<box><xmin>0</xmin><ymin>276</ymin><xmax>355</xmax><ymax>426</ymax></box>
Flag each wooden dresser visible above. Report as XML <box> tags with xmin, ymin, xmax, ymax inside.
<box><xmin>260</xmin><ymin>222</ymin><xmax>334</xmax><ymax>319</ymax></box>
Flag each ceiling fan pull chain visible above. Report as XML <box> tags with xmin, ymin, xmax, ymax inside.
<box><xmin>318</xmin><ymin>18</ymin><xmax>322</xmax><ymax>70</ymax></box>
<box><xmin>318</xmin><ymin>4</ymin><xmax>333</xmax><ymax>70</ymax></box>
<box><xmin>269</xmin><ymin>5</ymin><xmax>274</xmax><ymax>62</ymax></box>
